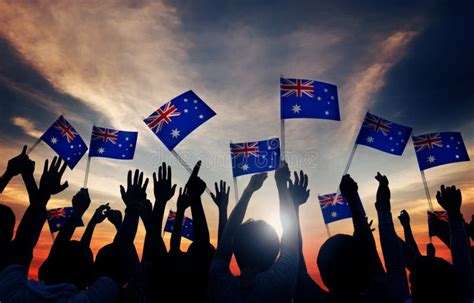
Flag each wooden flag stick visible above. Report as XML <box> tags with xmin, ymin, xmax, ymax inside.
<box><xmin>420</xmin><ymin>170</ymin><xmax>434</xmax><ymax>212</ymax></box>
<box><xmin>170</xmin><ymin>150</ymin><xmax>212</xmax><ymax>196</ymax></box>
<box><xmin>325</xmin><ymin>224</ymin><xmax>331</xmax><ymax>238</ymax></box>
<box><xmin>230</xmin><ymin>140</ymin><xmax>240</xmax><ymax>204</ymax></box>
<box><xmin>280</xmin><ymin>119</ymin><xmax>286</xmax><ymax>164</ymax></box>
<box><xmin>332</xmin><ymin>143</ymin><xmax>358</xmax><ymax>203</ymax></box>
<box><xmin>27</xmin><ymin>137</ymin><xmax>42</xmax><ymax>155</ymax></box>
<box><xmin>83</xmin><ymin>156</ymin><xmax>92</xmax><ymax>188</ymax></box>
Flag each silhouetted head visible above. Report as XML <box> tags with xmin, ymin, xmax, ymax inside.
<box><xmin>0</xmin><ymin>204</ymin><xmax>15</xmax><ymax>244</ymax></box>
<box><xmin>233</xmin><ymin>220</ymin><xmax>279</xmax><ymax>272</ymax></box>
<box><xmin>95</xmin><ymin>243</ymin><xmax>139</xmax><ymax>287</ymax></box>
<box><xmin>317</xmin><ymin>234</ymin><xmax>369</xmax><ymax>296</ymax></box>
<box><xmin>410</xmin><ymin>256</ymin><xmax>460</xmax><ymax>303</ymax></box>
<box><xmin>39</xmin><ymin>240</ymin><xmax>93</xmax><ymax>289</ymax></box>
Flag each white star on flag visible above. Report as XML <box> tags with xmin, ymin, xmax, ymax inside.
<box><xmin>331</xmin><ymin>211</ymin><xmax>337</xmax><ymax>218</ymax></box>
<box><xmin>366</xmin><ymin>136</ymin><xmax>374</xmax><ymax>143</ymax></box>
<box><xmin>171</xmin><ymin>129</ymin><xmax>181</xmax><ymax>138</ymax></box>
<box><xmin>51</xmin><ymin>137</ymin><xmax>58</xmax><ymax>144</ymax></box>
<box><xmin>241</xmin><ymin>164</ymin><xmax>249</xmax><ymax>171</ymax></box>
<box><xmin>427</xmin><ymin>155</ymin><xmax>436</xmax><ymax>163</ymax></box>
<box><xmin>98</xmin><ymin>147</ymin><xmax>105</xmax><ymax>154</ymax></box>
<box><xmin>291</xmin><ymin>104</ymin><xmax>301</xmax><ymax>113</ymax></box>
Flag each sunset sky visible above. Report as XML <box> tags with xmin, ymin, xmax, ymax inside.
<box><xmin>0</xmin><ymin>0</ymin><xmax>473</xmax><ymax>285</ymax></box>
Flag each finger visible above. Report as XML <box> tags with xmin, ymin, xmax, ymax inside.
<box><xmin>59</xmin><ymin>181</ymin><xmax>69</xmax><ymax>192</ymax></box>
<box><xmin>127</xmin><ymin>170</ymin><xmax>132</xmax><ymax>187</ymax></box>
<box><xmin>138</xmin><ymin>171</ymin><xmax>144</xmax><ymax>186</ymax></box>
<box><xmin>294</xmin><ymin>171</ymin><xmax>299</xmax><ymax>185</ymax></box>
<box><xmin>299</xmin><ymin>170</ymin><xmax>304</xmax><ymax>186</ymax></box>
<box><xmin>120</xmin><ymin>185</ymin><xmax>125</xmax><ymax>199</ymax></box>
<box><xmin>179</xmin><ymin>187</ymin><xmax>183</xmax><ymax>196</ymax></box>
<box><xmin>55</xmin><ymin>157</ymin><xmax>63</xmax><ymax>171</ymax></box>
<box><xmin>226</xmin><ymin>186</ymin><xmax>230</xmax><ymax>196</ymax></box>
<box><xmin>167</xmin><ymin>164</ymin><xmax>172</xmax><ymax>181</ymax></box>
<box><xmin>143</xmin><ymin>178</ymin><xmax>149</xmax><ymax>191</ymax></box>
<box><xmin>162</xmin><ymin>162</ymin><xmax>167</xmax><ymax>181</ymax></box>
<box><xmin>153</xmin><ymin>172</ymin><xmax>157</xmax><ymax>184</ymax></box>
<box><xmin>191</xmin><ymin>160</ymin><xmax>201</xmax><ymax>178</ymax></box>
<box><xmin>303</xmin><ymin>174</ymin><xmax>308</xmax><ymax>189</ymax></box>
<box><xmin>51</xmin><ymin>157</ymin><xmax>57</xmax><ymax>170</ymax></box>
<box><xmin>133</xmin><ymin>169</ymin><xmax>139</xmax><ymax>185</ymax></box>
<box><xmin>43</xmin><ymin>159</ymin><xmax>49</xmax><ymax>174</ymax></box>
<box><xmin>158</xmin><ymin>164</ymin><xmax>163</xmax><ymax>181</ymax></box>
<box><xmin>214</xmin><ymin>182</ymin><xmax>219</xmax><ymax>194</ymax></box>
<box><xmin>21</xmin><ymin>145</ymin><xmax>27</xmax><ymax>155</ymax></box>
<box><xmin>440</xmin><ymin>185</ymin><xmax>445</xmax><ymax>193</ymax></box>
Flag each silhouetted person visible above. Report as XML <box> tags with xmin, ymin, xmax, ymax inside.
<box><xmin>209</xmin><ymin>161</ymin><xmax>299</xmax><ymax>303</ymax></box>
<box><xmin>409</xmin><ymin>256</ymin><xmax>461</xmax><ymax>303</ymax></box>
<box><xmin>436</xmin><ymin>185</ymin><xmax>474</xmax><ymax>302</ymax></box>
<box><xmin>0</xmin><ymin>204</ymin><xmax>15</xmax><ymax>270</ymax></box>
<box><xmin>211</xmin><ymin>180</ymin><xmax>230</xmax><ymax>245</ymax></box>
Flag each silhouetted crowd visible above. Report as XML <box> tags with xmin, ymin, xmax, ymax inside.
<box><xmin>0</xmin><ymin>146</ymin><xmax>473</xmax><ymax>302</ymax></box>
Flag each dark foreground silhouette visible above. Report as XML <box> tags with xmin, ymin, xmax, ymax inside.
<box><xmin>0</xmin><ymin>146</ymin><xmax>473</xmax><ymax>302</ymax></box>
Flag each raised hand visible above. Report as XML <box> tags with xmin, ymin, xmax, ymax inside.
<box><xmin>248</xmin><ymin>173</ymin><xmax>268</xmax><ymax>192</ymax></box>
<box><xmin>436</xmin><ymin>185</ymin><xmax>462</xmax><ymax>216</ymax></box>
<box><xmin>72</xmin><ymin>188</ymin><xmax>91</xmax><ymax>217</ymax></box>
<box><xmin>288</xmin><ymin>170</ymin><xmax>310</xmax><ymax>206</ymax></box>
<box><xmin>177</xmin><ymin>187</ymin><xmax>191</xmax><ymax>211</ymax></box>
<box><xmin>120</xmin><ymin>169</ymin><xmax>149</xmax><ymax>208</ymax></box>
<box><xmin>5</xmin><ymin>145</ymin><xmax>31</xmax><ymax>177</ymax></box>
<box><xmin>375</xmin><ymin>172</ymin><xmax>391</xmax><ymax>212</ymax></box>
<box><xmin>39</xmin><ymin>156</ymin><xmax>68</xmax><ymax>197</ymax></box>
<box><xmin>339</xmin><ymin>174</ymin><xmax>358</xmax><ymax>199</ymax></box>
<box><xmin>153</xmin><ymin>162</ymin><xmax>177</xmax><ymax>205</ymax></box>
<box><xmin>91</xmin><ymin>203</ymin><xmax>110</xmax><ymax>224</ymax></box>
<box><xmin>275</xmin><ymin>160</ymin><xmax>290</xmax><ymax>185</ymax></box>
<box><xmin>107</xmin><ymin>209</ymin><xmax>123</xmax><ymax>230</ymax></box>
<box><xmin>426</xmin><ymin>243</ymin><xmax>436</xmax><ymax>258</ymax></box>
<box><xmin>211</xmin><ymin>180</ymin><xmax>230</xmax><ymax>210</ymax></box>
<box><xmin>398</xmin><ymin>210</ymin><xmax>410</xmax><ymax>227</ymax></box>
<box><xmin>186</xmin><ymin>161</ymin><xmax>206</xmax><ymax>198</ymax></box>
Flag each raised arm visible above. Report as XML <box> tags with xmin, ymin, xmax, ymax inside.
<box><xmin>398</xmin><ymin>210</ymin><xmax>421</xmax><ymax>255</ymax></box>
<box><xmin>115</xmin><ymin>169</ymin><xmax>149</xmax><ymax>247</ymax></box>
<box><xmin>436</xmin><ymin>185</ymin><xmax>474</xmax><ymax>302</ymax></box>
<box><xmin>212</xmin><ymin>173</ymin><xmax>267</xmax><ymax>264</ymax></box>
<box><xmin>375</xmin><ymin>172</ymin><xmax>410</xmax><ymax>303</ymax></box>
<box><xmin>143</xmin><ymin>162</ymin><xmax>176</xmax><ymax>261</ymax></box>
<box><xmin>170</xmin><ymin>187</ymin><xmax>191</xmax><ymax>254</ymax></box>
<box><xmin>340</xmin><ymin>175</ymin><xmax>384</xmax><ymax>275</ymax></box>
<box><xmin>11</xmin><ymin>156</ymin><xmax>68</xmax><ymax>268</ymax></box>
<box><xmin>81</xmin><ymin>203</ymin><xmax>110</xmax><ymax>248</ymax></box>
<box><xmin>211</xmin><ymin>180</ymin><xmax>230</xmax><ymax>245</ymax></box>
<box><xmin>289</xmin><ymin>171</ymin><xmax>327</xmax><ymax>302</ymax></box>
<box><xmin>187</xmin><ymin>161</ymin><xmax>210</xmax><ymax>246</ymax></box>
<box><xmin>0</xmin><ymin>146</ymin><xmax>30</xmax><ymax>193</ymax></box>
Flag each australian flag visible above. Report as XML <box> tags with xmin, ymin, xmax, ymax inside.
<box><xmin>40</xmin><ymin>116</ymin><xmax>88</xmax><ymax>169</ymax></box>
<box><xmin>164</xmin><ymin>210</ymin><xmax>194</xmax><ymax>241</ymax></box>
<box><xmin>231</xmin><ymin>138</ymin><xmax>280</xmax><ymax>177</ymax></box>
<box><xmin>318</xmin><ymin>193</ymin><xmax>352</xmax><ymax>224</ymax></box>
<box><xmin>355</xmin><ymin>112</ymin><xmax>412</xmax><ymax>155</ymax></box>
<box><xmin>144</xmin><ymin>90</ymin><xmax>216</xmax><ymax>151</ymax></box>
<box><xmin>428</xmin><ymin>210</ymin><xmax>449</xmax><ymax>237</ymax></box>
<box><xmin>412</xmin><ymin>132</ymin><xmax>470</xmax><ymax>171</ymax></box>
<box><xmin>280</xmin><ymin>78</ymin><xmax>340</xmax><ymax>121</ymax></box>
<box><xmin>47</xmin><ymin>207</ymin><xmax>83</xmax><ymax>233</ymax></box>
<box><xmin>89</xmin><ymin>126</ymin><xmax>138</xmax><ymax>159</ymax></box>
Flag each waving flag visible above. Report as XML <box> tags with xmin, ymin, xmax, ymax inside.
<box><xmin>47</xmin><ymin>207</ymin><xmax>83</xmax><ymax>233</ymax></box>
<box><xmin>280</xmin><ymin>78</ymin><xmax>340</xmax><ymax>121</ymax></box>
<box><xmin>318</xmin><ymin>193</ymin><xmax>352</xmax><ymax>224</ymax></box>
<box><xmin>89</xmin><ymin>126</ymin><xmax>138</xmax><ymax>160</ymax></box>
<box><xmin>428</xmin><ymin>210</ymin><xmax>449</xmax><ymax>237</ymax></box>
<box><xmin>164</xmin><ymin>210</ymin><xmax>194</xmax><ymax>241</ymax></box>
<box><xmin>230</xmin><ymin>138</ymin><xmax>280</xmax><ymax>177</ymax></box>
<box><xmin>40</xmin><ymin>116</ymin><xmax>88</xmax><ymax>169</ymax></box>
<box><xmin>412</xmin><ymin>132</ymin><xmax>469</xmax><ymax>170</ymax></box>
<box><xmin>355</xmin><ymin>112</ymin><xmax>412</xmax><ymax>155</ymax></box>
<box><xmin>144</xmin><ymin>90</ymin><xmax>216</xmax><ymax>151</ymax></box>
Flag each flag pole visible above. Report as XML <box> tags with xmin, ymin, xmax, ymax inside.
<box><xmin>230</xmin><ymin>140</ymin><xmax>240</xmax><ymax>203</ymax></box>
<box><xmin>170</xmin><ymin>150</ymin><xmax>212</xmax><ymax>196</ymax></box>
<box><xmin>333</xmin><ymin>143</ymin><xmax>358</xmax><ymax>203</ymax></box>
<box><xmin>325</xmin><ymin>224</ymin><xmax>331</xmax><ymax>238</ymax></box>
<box><xmin>420</xmin><ymin>170</ymin><xmax>434</xmax><ymax>212</ymax></box>
<box><xmin>26</xmin><ymin>138</ymin><xmax>42</xmax><ymax>155</ymax></box>
<box><xmin>280</xmin><ymin>119</ymin><xmax>286</xmax><ymax>163</ymax></box>
<box><xmin>83</xmin><ymin>155</ymin><xmax>92</xmax><ymax>188</ymax></box>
